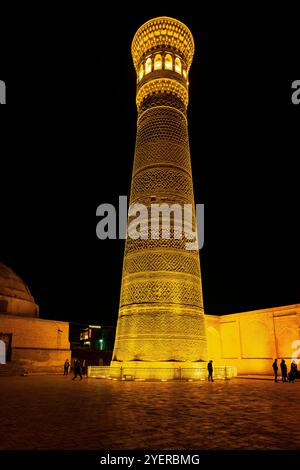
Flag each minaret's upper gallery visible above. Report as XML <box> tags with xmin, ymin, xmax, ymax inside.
<box><xmin>131</xmin><ymin>17</ymin><xmax>195</xmax><ymax>114</ymax></box>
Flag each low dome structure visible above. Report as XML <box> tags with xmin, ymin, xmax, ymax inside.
<box><xmin>0</xmin><ymin>262</ymin><xmax>39</xmax><ymax>317</ymax></box>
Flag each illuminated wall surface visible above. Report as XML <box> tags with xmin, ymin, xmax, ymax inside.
<box><xmin>0</xmin><ymin>262</ymin><xmax>71</xmax><ymax>373</ymax></box>
<box><xmin>0</xmin><ymin>315</ymin><xmax>70</xmax><ymax>372</ymax></box>
<box><xmin>110</xmin><ymin>17</ymin><xmax>300</xmax><ymax>379</ymax></box>
<box><xmin>206</xmin><ymin>304</ymin><xmax>300</xmax><ymax>374</ymax></box>
<box><xmin>112</xmin><ymin>17</ymin><xmax>208</xmax><ymax>366</ymax></box>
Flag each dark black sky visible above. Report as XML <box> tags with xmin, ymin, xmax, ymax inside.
<box><xmin>1</xmin><ymin>5</ymin><xmax>299</xmax><ymax>326</ymax></box>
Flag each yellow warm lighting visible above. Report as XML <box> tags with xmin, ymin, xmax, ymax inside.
<box><xmin>175</xmin><ymin>57</ymin><xmax>182</xmax><ymax>74</ymax></box>
<box><xmin>89</xmin><ymin>363</ymin><xmax>237</xmax><ymax>381</ymax></box>
<box><xmin>139</xmin><ymin>64</ymin><xmax>144</xmax><ymax>81</ymax></box>
<box><xmin>131</xmin><ymin>17</ymin><xmax>195</xmax><ymax>72</ymax></box>
<box><xmin>154</xmin><ymin>53</ymin><xmax>162</xmax><ymax>70</ymax></box>
<box><xmin>145</xmin><ymin>57</ymin><xmax>152</xmax><ymax>74</ymax></box>
<box><xmin>183</xmin><ymin>69</ymin><xmax>187</xmax><ymax>79</ymax></box>
<box><xmin>165</xmin><ymin>53</ymin><xmax>173</xmax><ymax>70</ymax></box>
<box><xmin>136</xmin><ymin>78</ymin><xmax>189</xmax><ymax>110</ymax></box>
<box><xmin>110</xmin><ymin>16</ymin><xmax>208</xmax><ymax>380</ymax></box>
<box><xmin>205</xmin><ymin>303</ymin><xmax>300</xmax><ymax>375</ymax></box>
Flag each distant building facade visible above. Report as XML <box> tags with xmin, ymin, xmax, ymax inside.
<box><xmin>206</xmin><ymin>304</ymin><xmax>300</xmax><ymax>374</ymax></box>
<box><xmin>0</xmin><ymin>262</ymin><xmax>70</xmax><ymax>374</ymax></box>
<box><xmin>70</xmin><ymin>323</ymin><xmax>115</xmax><ymax>366</ymax></box>
<box><xmin>1</xmin><ymin>260</ymin><xmax>298</xmax><ymax>377</ymax></box>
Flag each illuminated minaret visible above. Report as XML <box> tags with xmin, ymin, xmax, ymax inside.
<box><xmin>112</xmin><ymin>17</ymin><xmax>207</xmax><ymax>374</ymax></box>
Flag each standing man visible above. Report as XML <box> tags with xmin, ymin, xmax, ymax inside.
<box><xmin>63</xmin><ymin>358</ymin><xmax>70</xmax><ymax>376</ymax></box>
<box><xmin>72</xmin><ymin>359</ymin><xmax>83</xmax><ymax>381</ymax></box>
<box><xmin>208</xmin><ymin>360</ymin><xmax>214</xmax><ymax>382</ymax></box>
<box><xmin>272</xmin><ymin>358</ymin><xmax>278</xmax><ymax>382</ymax></box>
<box><xmin>280</xmin><ymin>359</ymin><xmax>288</xmax><ymax>382</ymax></box>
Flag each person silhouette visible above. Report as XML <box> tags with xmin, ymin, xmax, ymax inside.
<box><xmin>72</xmin><ymin>359</ymin><xmax>83</xmax><ymax>381</ymax></box>
<box><xmin>288</xmin><ymin>360</ymin><xmax>298</xmax><ymax>383</ymax></box>
<box><xmin>280</xmin><ymin>359</ymin><xmax>288</xmax><ymax>382</ymax></box>
<box><xmin>207</xmin><ymin>360</ymin><xmax>213</xmax><ymax>382</ymax></box>
<box><xmin>63</xmin><ymin>359</ymin><xmax>70</xmax><ymax>376</ymax></box>
<box><xmin>272</xmin><ymin>359</ymin><xmax>278</xmax><ymax>382</ymax></box>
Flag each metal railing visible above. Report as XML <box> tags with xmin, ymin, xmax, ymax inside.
<box><xmin>88</xmin><ymin>365</ymin><xmax>237</xmax><ymax>381</ymax></box>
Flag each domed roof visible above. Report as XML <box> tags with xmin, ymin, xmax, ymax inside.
<box><xmin>131</xmin><ymin>16</ymin><xmax>195</xmax><ymax>72</ymax></box>
<box><xmin>0</xmin><ymin>262</ymin><xmax>35</xmax><ymax>303</ymax></box>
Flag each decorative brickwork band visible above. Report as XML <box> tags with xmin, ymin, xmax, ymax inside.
<box><xmin>112</xmin><ymin>17</ymin><xmax>207</xmax><ymax>364</ymax></box>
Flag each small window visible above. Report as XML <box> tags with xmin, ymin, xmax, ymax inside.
<box><xmin>145</xmin><ymin>57</ymin><xmax>152</xmax><ymax>74</ymax></box>
<box><xmin>139</xmin><ymin>64</ymin><xmax>144</xmax><ymax>81</ymax></box>
<box><xmin>183</xmin><ymin>69</ymin><xmax>187</xmax><ymax>79</ymax></box>
<box><xmin>154</xmin><ymin>54</ymin><xmax>162</xmax><ymax>70</ymax></box>
<box><xmin>175</xmin><ymin>57</ymin><xmax>182</xmax><ymax>74</ymax></box>
<box><xmin>165</xmin><ymin>54</ymin><xmax>173</xmax><ymax>70</ymax></box>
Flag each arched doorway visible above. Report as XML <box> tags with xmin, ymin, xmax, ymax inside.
<box><xmin>0</xmin><ymin>339</ymin><xmax>6</xmax><ymax>364</ymax></box>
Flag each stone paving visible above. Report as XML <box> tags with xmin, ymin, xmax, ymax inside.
<box><xmin>0</xmin><ymin>375</ymin><xmax>299</xmax><ymax>450</ymax></box>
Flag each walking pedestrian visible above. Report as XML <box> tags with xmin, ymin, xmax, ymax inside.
<box><xmin>72</xmin><ymin>359</ymin><xmax>83</xmax><ymax>381</ymax></box>
<box><xmin>208</xmin><ymin>360</ymin><xmax>214</xmax><ymax>382</ymax></box>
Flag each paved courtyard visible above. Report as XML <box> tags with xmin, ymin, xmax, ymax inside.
<box><xmin>0</xmin><ymin>375</ymin><xmax>299</xmax><ymax>450</ymax></box>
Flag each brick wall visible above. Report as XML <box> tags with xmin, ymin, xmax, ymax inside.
<box><xmin>205</xmin><ymin>304</ymin><xmax>300</xmax><ymax>374</ymax></box>
<box><xmin>0</xmin><ymin>314</ymin><xmax>70</xmax><ymax>372</ymax></box>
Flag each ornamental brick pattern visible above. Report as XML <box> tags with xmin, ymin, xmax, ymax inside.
<box><xmin>112</xmin><ymin>17</ymin><xmax>207</xmax><ymax>363</ymax></box>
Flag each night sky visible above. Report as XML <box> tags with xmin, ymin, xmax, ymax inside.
<box><xmin>1</xmin><ymin>5</ymin><xmax>299</xmax><ymax>326</ymax></box>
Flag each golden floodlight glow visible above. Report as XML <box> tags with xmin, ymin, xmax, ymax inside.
<box><xmin>145</xmin><ymin>57</ymin><xmax>152</xmax><ymax>74</ymax></box>
<box><xmin>139</xmin><ymin>64</ymin><xmax>144</xmax><ymax>81</ymax></box>
<box><xmin>111</xmin><ymin>16</ymin><xmax>208</xmax><ymax>379</ymax></box>
<box><xmin>175</xmin><ymin>57</ymin><xmax>182</xmax><ymax>74</ymax></box>
<box><xmin>165</xmin><ymin>53</ymin><xmax>173</xmax><ymax>70</ymax></box>
<box><xmin>154</xmin><ymin>54</ymin><xmax>162</xmax><ymax>70</ymax></box>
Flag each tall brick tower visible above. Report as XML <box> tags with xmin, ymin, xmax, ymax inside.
<box><xmin>111</xmin><ymin>17</ymin><xmax>207</xmax><ymax>378</ymax></box>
